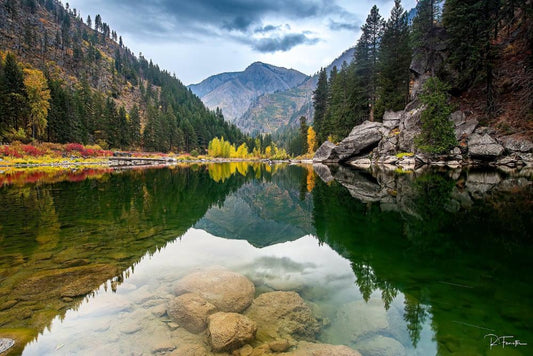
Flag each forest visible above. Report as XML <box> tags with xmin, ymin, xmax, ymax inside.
<box><xmin>300</xmin><ymin>0</ymin><xmax>532</xmax><ymax>156</ymax></box>
<box><xmin>0</xmin><ymin>0</ymin><xmax>247</xmax><ymax>153</ymax></box>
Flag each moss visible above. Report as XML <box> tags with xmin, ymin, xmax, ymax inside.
<box><xmin>395</xmin><ymin>152</ymin><xmax>414</xmax><ymax>159</ymax></box>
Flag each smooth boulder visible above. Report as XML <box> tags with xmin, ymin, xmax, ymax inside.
<box><xmin>174</xmin><ymin>268</ymin><xmax>255</xmax><ymax>313</ymax></box>
<box><xmin>282</xmin><ymin>341</ymin><xmax>362</xmax><ymax>356</ymax></box>
<box><xmin>207</xmin><ymin>312</ymin><xmax>257</xmax><ymax>352</ymax></box>
<box><xmin>244</xmin><ymin>291</ymin><xmax>320</xmax><ymax>342</ymax></box>
<box><xmin>167</xmin><ymin>293</ymin><xmax>217</xmax><ymax>333</ymax></box>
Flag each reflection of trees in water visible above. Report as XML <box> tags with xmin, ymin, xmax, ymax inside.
<box><xmin>311</xmin><ymin>168</ymin><xmax>532</xmax><ymax>350</ymax></box>
<box><xmin>403</xmin><ymin>293</ymin><xmax>428</xmax><ymax>347</ymax></box>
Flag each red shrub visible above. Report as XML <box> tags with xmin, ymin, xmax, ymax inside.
<box><xmin>64</xmin><ymin>143</ymin><xmax>85</xmax><ymax>153</ymax></box>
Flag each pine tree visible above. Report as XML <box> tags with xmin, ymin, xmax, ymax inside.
<box><xmin>1</xmin><ymin>53</ymin><xmax>28</xmax><ymax>133</ymax></box>
<box><xmin>443</xmin><ymin>0</ymin><xmax>500</xmax><ymax>113</ymax></box>
<box><xmin>415</xmin><ymin>77</ymin><xmax>457</xmax><ymax>154</ymax></box>
<box><xmin>299</xmin><ymin>116</ymin><xmax>309</xmax><ymax>154</ymax></box>
<box><xmin>129</xmin><ymin>105</ymin><xmax>141</xmax><ymax>146</ymax></box>
<box><xmin>350</xmin><ymin>6</ymin><xmax>385</xmax><ymax>124</ymax></box>
<box><xmin>312</xmin><ymin>68</ymin><xmax>328</xmax><ymax>144</ymax></box>
<box><xmin>376</xmin><ymin>0</ymin><xmax>411</xmax><ymax>119</ymax></box>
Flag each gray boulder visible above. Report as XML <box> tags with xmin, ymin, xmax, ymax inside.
<box><xmin>452</xmin><ymin>111</ymin><xmax>478</xmax><ymax>140</ymax></box>
<box><xmin>468</xmin><ymin>134</ymin><xmax>505</xmax><ymax>158</ymax></box>
<box><xmin>313</xmin><ymin>141</ymin><xmax>336</xmax><ymax>162</ymax></box>
<box><xmin>333</xmin><ymin>121</ymin><xmax>385</xmax><ymax>161</ymax></box>
<box><xmin>499</xmin><ymin>135</ymin><xmax>533</xmax><ymax>153</ymax></box>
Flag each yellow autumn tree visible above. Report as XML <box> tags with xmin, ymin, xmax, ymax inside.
<box><xmin>24</xmin><ymin>68</ymin><xmax>51</xmax><ymax>139</ymax></box>
<box><xmin>307</xmin><ymin>126</ymin><xmax>317</xmax><ymax>154</ymax></box>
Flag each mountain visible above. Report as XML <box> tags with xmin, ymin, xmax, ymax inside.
<box><xmin>0</xmin><ymin>0</ymin><xmax>244</xmax><ymax>151</ymax></box>
<box><xmin>188</xmin><ymin>62</ymin><xmax>309</xmax><ymax>123</ymax></box>
<box><xmin>236</xmin><ymin>47</ymin><xmax>356</xmax><ymax>134</ymax></box>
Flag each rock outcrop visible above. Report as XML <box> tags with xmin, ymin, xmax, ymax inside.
<box><xmin>207</xmin><ymin>312</ymin><xmax>257</xmax><ymax>352</ymax></box>
<box><xmin>173</xmin><ymin>268</ymin><xmax>255</xmax><ymax>313</ymax></box>
<box><xmin>313</xmin><ymin>141</ymin><xmax>337</xmax><ymax>163</ymax></box>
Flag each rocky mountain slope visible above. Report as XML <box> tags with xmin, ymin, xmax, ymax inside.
<box><xmin>237</xmin><ymin>47</ymin><xmax>356</xmax><ymax>134</ymax></box>
<box><xmin>190</xmin><ymin>47</ymin><xmax>356</xmax><ymax>135</ymax></box>
<box><xmin>188</xmin><ymin>62</ymin><xmax>309</xmax><ymax>123</ymax></box>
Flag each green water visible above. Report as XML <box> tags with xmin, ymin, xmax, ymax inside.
<box><xmin>0</xmin><ymin>164</ymin><xmax>531</xmax><ymax>355</ymax></box>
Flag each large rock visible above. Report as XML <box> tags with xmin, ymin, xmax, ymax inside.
<box><xmin>282</xmin><ymin>341</ymin><xmax>362</xmax><ymax>356</ymax></box>
<box><xmin>313</xmin><ymin>141</ymin><xmax>337</xmax><ymax>162</ymax></box>
<box><xmin>333</xmin><ymin>121</ymin><xmax>386</xmax><ymax>161</ymax></box>
<box><xmin>468</xmin><ymin>133</ymin><xmax>505</xmax><ymax>158</ymax></box>
<box><xmin>174</xmin><ymin>268</ymin><xmax>255</xmax><ymax>313</ymax></box>
<box><xmin>499</xmin><ymin>135</ymin><xmax>533</xmax><ymax>153</ymax></box>
<box><xmin>207</xmin><ymin>312</ymin><xmax>257</xmax><ymax>352</ymax></box>
<box><xmin>167</xmin><ymin>293</ymin><xmax>217</xmax><ymax>333</ymax></box>
<box><xmin>244</xmin><ymin>291</ymin><xmax>320</xmax><ymax>342</ymax></box>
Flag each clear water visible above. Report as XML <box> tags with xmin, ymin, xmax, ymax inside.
<box><xmin>0</xmin><ymin>163</ymin><xmax>531</xmax><ymax>355</ymax></box>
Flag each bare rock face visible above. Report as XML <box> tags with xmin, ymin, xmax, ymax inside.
<box><xmin>313</xmin><ymin>141</ymin><xmax>337</xmax><ymax>162</ymax></box>
<box><xmin>333</xmin><ymin>121</ymin><xmax>386</xmax><ymax>162</ymax></box>
<box><xmin>282</xmin><ymin>341</ymin><xmax>362</xmax><ymax>356</ymax></box>
<box><xmin>383</xmin><ymin>111</ymin><xmax>403</xmax><ymax>129</ymax></box>
<box><xmin>174</xmin><ymin>268</ymin><xmax>255</xmax><ymax>313</ymax></box>
<box><xmin>207</xmin><ymin>312</ymin><xmax>257</xmax><ymax>352</ymax></box>
<box><xmin>167</xmin><ymin>293</ymin><xmax>217</xmax><ymax>333</ymax></box>
<box><xmin>244</xmin><ymin>291</ymin><xmax>320</xmax><ymax>342</ymax></box>
<box><xmin>468</xmin><ymin>133</ymin><xmax>505</xmax><ymax>158</ymax></box>
<box><xmin>451</xmin><ymin>111</ymin><xmax>478</xmax><ymax>140</ymax></box>
<box><xmin>398</xmin><ymin>108</ymin><xmax>423</xmax><ymax>153</ymax></box>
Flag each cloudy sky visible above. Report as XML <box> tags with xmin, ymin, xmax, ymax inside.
<box><xmin>66</xmin><ymin>0</ymin><xmax>416</xmax><ymax>85</ymax></box>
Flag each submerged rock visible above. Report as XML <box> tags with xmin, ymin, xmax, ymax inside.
<box><xmin>207</xmin><ymin>312</ymin><xmax>257</xmax><ymax>352</ymax></box>
<box><xmin>282</xmin><ymin>341</ymin><xmax>362</xmax><ymax>356</ymax></box>
<box><xmin>244</xmin><ymin>291</ymin><xmax>320</xmax><ymax>342</ymax></box>
<box><xmin>355</xmin><ymin>335</ymin><xmax>406</xmax><ymax>356</ymax></box>
<box><xmin>174</xmin><ymin>268</ymin><xmax>255</xmax><ymax>313</ymax></box>
<box><xmin>167</xmin><ymin>293</ymin><xmax>217</xmax><ymax>333</ymax></box>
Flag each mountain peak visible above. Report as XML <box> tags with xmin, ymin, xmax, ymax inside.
<box><xmin>188</xmin><ymin>63</ymin><xmax>309</xmax><ymax>122</ymax></box>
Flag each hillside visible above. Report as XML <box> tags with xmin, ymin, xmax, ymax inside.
<box><xmin>188</xmin><ymin>62</ymin><xmax>309</xmax><ymax>123</ymax></box>
<box><xmin>0</xmin><ymin>0</ymin><xmax>245</xmax><ymax>152</ymax></box>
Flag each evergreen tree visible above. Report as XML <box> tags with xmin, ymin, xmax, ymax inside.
<box><xmin>312</xmin><ymin>68</ymin><xmax>328</xmax><ymax>144</ymax></box>
<box><xmin>299</xmin><ymin>116</ymin><xmax>308</xmax><ymax>154</ymax></box>
<box><xmin>415</xmin><ymin>77</ymin><xmax>457</xmax><ymax>154</ymax></box>
<box><xmin>375</xmin><ymin>0</ymin><xmax>411</xmax><ymax>119</ymax></box>
<box><xmin>1</xmin><ymin>53</ymin><xmax>28</xmax><ymax>133</ymax></box>
<box><xmin>129</xmin><ymin>105</ymin><xmax>141</xmax><ymax>146</ymax></box>
<box><xmin>443</xmin><ymin>0</ymin><xmax>500</xmax><ymax>114</ymax></box>
<box><xmin>353</xmin><ymin>5</ymin><xmax>385</xmax><ymax>122</ymax></box>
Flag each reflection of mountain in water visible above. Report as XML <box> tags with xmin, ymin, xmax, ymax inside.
<box><xmin>196</xmin><ymin>179</ymin><xmax>315</xmax><ymax>248</ymax></box>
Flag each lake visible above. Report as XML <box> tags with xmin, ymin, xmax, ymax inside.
<box><xmin>0</xmin><ymin>163</ymin><xmax>531</xmax><ymax>355</ymax></box>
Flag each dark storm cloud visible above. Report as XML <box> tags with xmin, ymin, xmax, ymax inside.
<box><xmin>252</xmin><ymin>33</ymin><xmax>320</xmax><ymax>53</ymax></box>
<box><xmin>86</xmin><ymin>0</ymin><xmax>354</xmax><ymax>52</ymax></box>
